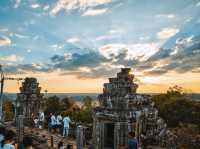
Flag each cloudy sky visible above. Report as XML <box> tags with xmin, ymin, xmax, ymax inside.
<box><xmin>0</xmin><ymin>0</ymin><xmax>200</xmax><ymax>93</ymax></box>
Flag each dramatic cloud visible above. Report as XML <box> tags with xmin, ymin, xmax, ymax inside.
<box><xmin>82</xmin><ymin>8</ymin><xmax>108</xmax><ymax>16</ymax></box>
<box><xmin>67</xmin><ymin>37</ymin><xmax>80</xmax><ymax>43</ymax></box>
<box><xmin>143</xmin><ymin>69</ymin><xmax>168</xmax><ymax>76</ymax></box>
<box><xmin>51</xmin><ymin>51</ymin><xmax>109</xmax><ymax>70</ymax></box>
<box><xmin>61</xmin><ymin>66</ymin><xmax>120</xmax><ymax>79</ymax></box>
<box><xmin>99</xmin><ymin>43</ymin><xmax>159</xmax><ymax>61</ymax></box>
<box><xmin>1</xmin><ymin>0</ymin><xmax>200</xmax><ymax>91</ymax></box>
<box><xmin>49</xmin><ymin>48</ymin><xmax>139</xmax><ymax>78</ymax></box>
<box><xmin>146</xmin><ymin>36</ymin><xmax>200</xmax><ymax>75</ymax></box>
<box><xmin>3</xmin><ymin>63</ymin><xmax>49</xmax><ymax>74</ymax></box>
<box><xmin>50</xmin><ymin>0</ymin><xmax>112</xmax><ymax>15</ymax></box>
<box><xmin>0</xmin><ymin>54</ymin><xmax>24</xmax><ymax>62</ymax></box>
<box><xmin>0</xmin><ymin>36</ymin><xmax>11</xmax><ymax>46</ymax></box>
<box><xmin>157</xmin><ymin>27</ymin><xmax>179</xmax><ymax>39</ymax></box>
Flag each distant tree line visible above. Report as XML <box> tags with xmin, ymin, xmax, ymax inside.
<box><xmin>3</xmin><ymin>95</ymin><xmax>94</xmax><ymax>124</ymax></box>
<box><xmin>44</xmin><ymin>95</ymin><xmax>94</xmax><ymax>124</ymax></box>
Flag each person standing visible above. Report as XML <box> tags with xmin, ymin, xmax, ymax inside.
<box><xmin>62</xmin><ymin>115</ymin><xmax>71</xmax><ymax>138</ymax></box>
<box><xmin>128</xmin><ymin>132</ymin><xmax>138</xmax><ymax>149</ymax></box>
<box><xmin>56</xmin><ymin>114</ymin><xmax>62</xmax><ymax>134</ymax></box>
<box><xmin>47</xmin><ymin>113</ymin><xmax>52</xmax><ymax>132</ymax></box>
<box><xmin>39</xmin><ymin>111</ymin><xmax>45</xmax><ymax>129</ymax></box>
<box><xmin>51</xmin><ymin>113</ymin><xmax>57</xmax><ymax>133</ymax></box>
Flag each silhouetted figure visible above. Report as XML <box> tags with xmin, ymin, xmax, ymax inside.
<box><xmin>47</xmin><ymin>113</ymin><xmax>52</xmax><ymax>132</ymax></box>
<box><xmin>58</xmin><ymin>141</ymin><xmax>64</xmax><ymax>149</ymax></box>
<box><xmin>66</xmin><ymin>144</ymin><xmax>73</xmax><ymax>149</ymax></box>
<box><xmin>23</xmin><ymin>136</ymin><xmax>33</xmax><ymax>149</ymax></box>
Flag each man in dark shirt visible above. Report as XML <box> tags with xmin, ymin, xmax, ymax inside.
<box><xmin>128</xmin><ymin>132</ymin><xmax>138</xmax><ymax>149</ymax></box>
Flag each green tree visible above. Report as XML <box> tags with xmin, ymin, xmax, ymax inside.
<box><xmin>61</xmin><ymin>97</ymin><xmax>75</xmax><ymax>109</ymax></box>
<box><xmin>45</xmin><ymin>96</ymin><xmax>61</xmax><ymax>114</ymax></box>
<box><xmin>3</xmin><ymin>100</ymin><xmax>14</xmax><ymax>121</ymax></box>
<box><xmin>152</xmin><ymin>85</ymin><xmax>200</xmax><ymax>149</ymax></box>
<box><xmin>83</xmin><ymin>96</ymin><xmax>92</xmax><ymax>109</ymax></box>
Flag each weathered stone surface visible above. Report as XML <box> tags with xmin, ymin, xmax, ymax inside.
<box><xmin>92</xmin><ymin>68</ymin><xmax>176</xmax><ymax>149</ymax></box>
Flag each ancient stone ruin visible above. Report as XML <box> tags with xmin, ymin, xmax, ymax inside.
<box><xmin>16</xmin><ymin>77</ymin><xmax>44</xmax><ymax>122</ymax></box>
<box><xmin>92</xmin><ymin>68</ymin><xmax>176</xmax><ymax>149</ymax></box>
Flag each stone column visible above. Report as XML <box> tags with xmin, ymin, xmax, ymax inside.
<box><xmin>16</xmin><ymin>115</ymin><xmax>24</xmax><ymax>149</ymax></box>
<box><xmin>76</xmin><ymin>125</ymin><xmax>84</xmax><ymax>149</ymax></box>
<box><xmin>115</xmin><ymin>122</ymin><xmax>128</xmax><ymax>149</ymax></box>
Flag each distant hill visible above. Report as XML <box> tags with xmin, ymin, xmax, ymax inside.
<box><xmin>2</xmin><ymin>93</ymin><xmax>200</xmax><ymax>102</ymax></box>
<box><xmin>2</xmin><ymin>93</ymin><xmax>99</xmax><ymax>102</ymax></box>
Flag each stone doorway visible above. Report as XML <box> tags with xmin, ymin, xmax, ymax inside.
<box><xmin>104</xmin><ymin>123</ymin><xmax>115</xmax><ymax>149</ymax></box>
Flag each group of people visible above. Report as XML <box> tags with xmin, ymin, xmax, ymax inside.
<box><xmin>47</xmin><ymin>113</ymin><xmax>71</xmax><ymax>138</ymax></box>
<box><xmin>0</xmin><ymin>126</ymin><xmax>33</xmax><ymax>149</ymax></box>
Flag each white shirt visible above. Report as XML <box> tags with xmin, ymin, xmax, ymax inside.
<box><xmin>34</xmin><ymin>118</ymin><xmax>38</xmax><ymax>124</ymax></box>
<box><xmin>51</xmin><ymin>115</ymin><xmax>56</xmax><ymax>125</ymax></box>
<box><xmin>0</xmin><ymin>144</ymin><xmax>15</xmax><ymax>149</ymax></box>
<box><xmin>63</xmin><ymin>116</ymin><xmax>71</xmax><ymax>127</ymax></box>
<box><xmin>0</xmin><ymin>134</ymin><xmax>4</xmax><ymax>142</ymax></box>
<box><xmin>56</xmin><ymin>115</ymin><xmax>62</xmax><ymax>125</ymax></box>
<box><xmin>39</xmin><ymin>112</ymin><xmax>45</xmax><ymax>121</ymax></box>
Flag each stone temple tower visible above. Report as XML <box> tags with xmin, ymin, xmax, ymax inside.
<box><xmin>16</xmin><ymin>78</ymin><xmax>44</xmax><ymax>121</ymax></box>
<box><xmin>92</xmin><ymin>68</ymin><xmax>176</xmax><ymax>149</ymax></box>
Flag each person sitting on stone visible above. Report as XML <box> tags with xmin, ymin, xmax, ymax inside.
<box><xmin>23</xmin><ymin>136</ymin><xmax>33</xmax><ymax>149</ymax></box>
<box><xmin>128</xmin><ymin>132</ymin><xmax>138</xmax><ymax>149</ymax></box>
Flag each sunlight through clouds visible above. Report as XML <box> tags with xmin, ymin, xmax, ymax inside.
<box><xmin>82</xmin><ymin>8</ymin><xmax>108</xmax><ymax>16</ymax></box>
<box><xmin>157</xmin><ymin>27</ymin><xmax>179</xmax><ymax>40</ymax></box>
<box><xmin>1</xmin><ymin>0</ymin><xmax>200</xmax><ymax>93</ymax></box>
<box><xmin>0</xmin><ymin>36</ymin><xmax>11</xmax><ymax>46</ymax></box>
